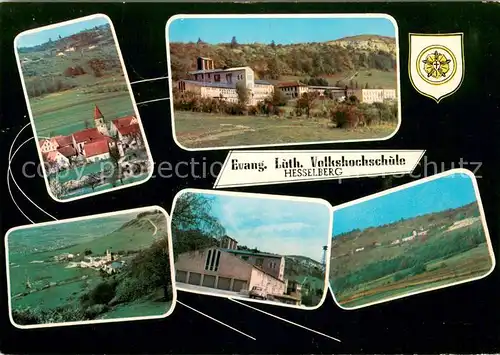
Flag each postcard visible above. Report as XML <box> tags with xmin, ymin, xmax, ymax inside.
<box><xmin>329</xmin><ymin>169</ymin><xmax>495</xmax><ymax>309</ymax></box>
<box><xmin>5</xmin><ymin>206</ymin><xmax>176</xmax><ymax>328</ymax></box>
<box><xmin>166</xmin><ymin>14</ymin><xmax>401</xmax><ymax>150</ymax></box>
<box><xmin>14</xmin><ymin>14</ymin><xmax>154</xmax><ymax>202</ymax></box>
<box><xmin>169</xmin><ymin>189</ymin><xmax>333</xmax><ymax>310</ymax></box>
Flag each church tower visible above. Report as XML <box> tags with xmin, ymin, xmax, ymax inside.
<box><xmin>94</xmin><ymin>105</ymin><xmax>109</xmax><ymax>136</ymax></box>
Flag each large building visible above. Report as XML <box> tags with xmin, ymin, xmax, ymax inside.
<box><xmin>175</xmin><ymin>236</ymin><xmax>303</xmax><ymax>304</ymax></box>
<box><xmin>176</xmin><ymin>57</ymin><xmax>274</xmax><ymax>105</ymax></box>
<box><xmin>361</xmin><ymin>89</ymin><xmax>397</xmax><ymax>104</ymax></box>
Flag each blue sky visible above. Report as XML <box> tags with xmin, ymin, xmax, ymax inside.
<box><xmin>197</xmin><ymin>193</ymin><xmax>331</xmax><ymax>261</ymax></box>
<box><xmin>16</xmin><ymin>16</ymin><xmax>110</xmax><ymax>48</ymax></box>
<box><xmin>168</xmin><ymin>17</ymin><xmax>396</xmax><ymax>45</ymax></box>
<box><xmin>333</xmin><ymin>173</ymin><xmax>478</xmax><ymax>236</ymax></box>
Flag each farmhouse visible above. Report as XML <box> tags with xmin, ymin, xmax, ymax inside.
<box><xmin>39</xmin><ymin>138</ymin><xmax>59</xmax><ymax>153</ymax></box>
<box><xmin>176</xmin><ymin>56</ymin><xmax>274</xmax><ymax>105</ymax></box>
<box><xmin>44</xmin><ymin>151</ymin><xmax>70</xmax><ymax>170</ymax></box>
<box><xmin>175</xmin><ymin>236</ymin><xmax>302</xmax><ymax>303</ymax></box>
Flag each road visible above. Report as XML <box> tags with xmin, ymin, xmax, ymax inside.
<box><xmin>145</xmin><ymin>218</ymin><xmax>158</xmax><ymax>236</ymax></box>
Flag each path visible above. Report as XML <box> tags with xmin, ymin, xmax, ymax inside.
<box><xmin>145</xmin><ymin>218</ymin><xmax>158</xmax><ymax>236</ymax></box>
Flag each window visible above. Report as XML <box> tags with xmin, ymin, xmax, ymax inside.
<box><xmin>214</xmin><ymin>74</ymin><xmax>220</xmax><ymax>82</ymax></box>
<box><xmin>208</xmin><ymin>73</ymin><xmax>211</xmax><ymax>79</ymax></box>
<box><xmin>256</xmin><ymin>258</ymin><xmax>264</xmax><ymax>267</ymax></box>
<box><xmin>226</xmin><ymin>73</ymin><xmax>232</xmax><ymax>83</ymax></box>
<box><xmin>205</xmin><ymin>249</ymin><xmax>221</xmax><ymax>272</ymax></box>
<box><xmin>269</xmin><ymin>261</ymin><xmax>276</xmax><ymax>269</ymax></box>
<box><xmin>241</xmin><ymin>256</ymin><xmax>249</xmax><ymax>261</ymax></box>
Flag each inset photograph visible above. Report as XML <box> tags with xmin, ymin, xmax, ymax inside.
<box><xmin>329</xmin><ymin>169</ymin><xmax>495</xmax><ymax>309</ymax></box>
<box><xmin>15</xmin><ymin>14</ymin><xmax>153</xmax><ymax>202</ymax></box>
<box><xmin>170</xmin><ymin>189</ymin><xmax>333</xmax><ymax>309</ymax></box>
<box><xmin>166</xmin><ymin>14</ymin><xmax>400</xmax><ymax>150</ymax></box>
<box><xmin>5</xmin><ymin>207</ymin><xmax>176</xmax><ymax>328</ymax></box>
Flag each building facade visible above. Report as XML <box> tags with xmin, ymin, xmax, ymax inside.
<box><xmin>361</xmin><ymin>89</ymin><xmax>397</xmax><ymax>104</ymax></box>
<box><xmin>175</xmin><ymin>247</ymin><xmax>286</xmax><ymax>296</ymax></box>
<box><xmin>177</xmin><ymin>57</ymin><xmax>274</xmax><ymax>106</ymax></box>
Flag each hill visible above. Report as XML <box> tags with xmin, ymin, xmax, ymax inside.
<box><xmin>60</xmin><ymin>210</ymin><xmax>168</xmax><ymax>256</ymax></box>
<box><xmin>169</xmin><ymin>35</ymin><xmax>397</xmax><ymax>86</ymax></box>
<box><xmin>285</xmin><ymin>255</ymin><xmax>324</xmax><ymax>280</ymax></box>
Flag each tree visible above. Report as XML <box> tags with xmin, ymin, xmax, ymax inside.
<box><xmin>365</xmin><ymin>82</ymin><xmax>369</xmax><ymax>89</ymax></box>
<box><xmin>108</xmin><ymin>139</ymin><xmax>123</xmax><ymax>186</ymax></box>
<box><xmin>296</xmin><ymin>91</ymin><xmax>319</xmax><ymax>118</ymax></box>
<box><xmin>271</xmin><ymin>86</ymin><xmax>288</xmax><ymax>106</ymax></box>
<box><xmin>230</xmin><ymin>36</ymin><xmax>238</xmax><ymax>48</ymax></box>
<box><xmin>84</xmin><ymin>120</ymin><xmax>90</xmax><ymax>129</ymax></box>
<box><xmin>122</xmin><ymin>236</ymin><xmax>173</xmax><ymax>301</ymax></box>
<box><xmin>48</xmin><ymin>176</ymin><xmax>68</xmax><ymax>199</ymax></box>
<box><xmin>171</xmin><ymin>192</ymin><xmax>226</xmax><ymax>240</ymax></box>
<box><xmin>197</xmin><ymin>38</ymin><xmax>204</xmax><ymax>45</ymax></box>
<box><xmin>270</xmin><ymin>40</ymin><xmax>276</xmax><ymax>49</ymax></box>
<box><xmin>236</xmin><ymin>81</ymin><xmax>250</xmax><ymax>105</ymax></box>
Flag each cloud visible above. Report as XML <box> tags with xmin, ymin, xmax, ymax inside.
<box><xmin>207</xmin><ymin>193</ymin><xmax>331</xmax><ymax>260</ymax></box>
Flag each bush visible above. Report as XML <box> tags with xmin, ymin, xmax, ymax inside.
<box><xmin>81</xmin><ymin>280</ymin><xmax>117</xmax><ymax>307</ymax></box>
<box><xmin>330</xmin><ymin>104</ymin><xmax>365</xmax><ymax>128</ymax></box>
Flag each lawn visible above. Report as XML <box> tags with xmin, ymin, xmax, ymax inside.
<box><xmin>174</xmin><ymin>111</ymin><xmax>396</xmax><ymax>149</ymax></box>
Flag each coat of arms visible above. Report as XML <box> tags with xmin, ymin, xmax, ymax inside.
<box><xmin>409</xmin><ymin>33</ymin><xmax>464</xmax><ymax>102</ymax></box>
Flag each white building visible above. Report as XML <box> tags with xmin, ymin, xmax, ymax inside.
<box><xmin>177</xmin><ymin>57</ymin><xmax>274</xmax><ymax>106</ymax></box>
<box><xmin>361</xmin><ymin>89</ymin><xmax>397</xmax><ymax>104</ymax></box>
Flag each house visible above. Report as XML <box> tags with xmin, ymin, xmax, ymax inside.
<box><xmin>277</xmin><ymin>81</ymin><xmax>309</xmax><ymax>99</ymax></box>
<box><xmin>355</xmin><ymin>247</ymin><xmax>365</xmax><ymax>253</ymax></box>
<box><xmin>57</xmin><ymin>145</ymin><xmax>77</xmax><ymax>161</ymax></box>
<box><xmin>39</xmin><ymin>138</ymin><xmax>59</xmax><ymax>153</ymax></box>
<box><xmin>72</xmin><ymin>128</ymin><xmax>104</xmax><ymax>155</ymax></box>
<box><xmin>391</xmin><ymin>239</ymin><xmax>401</xmax><ymax>245</ymax></box>
<box><xmin>54</xmin><ymin>135</ymin><xmax>73</xmax><ymax>148</ymax></box>
<box><xmin>83</xmin><ymin>138</ymin><xmax>111</xmax><ymax>162</ymax></box>
<box><xmin>110</xmin><ymin>116</ymin><xmax>141</xmax><ymax>143</ymax></box>
<box><xmin>402</xmin><ymin>235</ymin><xmax>416</xmax><ymax>243</ymax></box>
<box><xmin>45</xmin><ymin>151</ymin><xmax>70</xmax><ymax>170</ymax></box>
<box><xmin>177</xmin><ymin>57</ymin><xmax>274</xmax><ymax>106</ymax></box>
<box><xmin>56</xmin><ymin>52</ymin><xmax>65</xmax><ymax>57</ymax></box>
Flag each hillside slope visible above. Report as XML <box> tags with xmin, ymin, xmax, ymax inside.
<box><xmin>169</xmin><ymin>35</ymin><xmax>397</xmax><ymax>81</ymax></box>
<box><xmin>285</xmin><ymin>255</ymin><xmax>324</xmax><ymax>280</ymax></box>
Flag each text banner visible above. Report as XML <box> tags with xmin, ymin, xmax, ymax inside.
<box><xmin>214</xmin><ymin>150</ymin><xmax>426</xmax><ymax>188</ymax></box>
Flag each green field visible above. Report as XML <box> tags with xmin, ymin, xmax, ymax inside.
<box><xmin>32</xmin><ymin>90</ymin><xmax>135</xmax><ymax>137</ymax></box>
<box><xmin>337</xmin><ymin>245</ymin><xmax>492</xmax><ymax>308</ymax></box>
<box><xmin>8</xmin><ymin>210</ymin><xmax>173</xmax><ymax>325</ymax></box>
<box><xmin>329</xmin><ymin>202</ymin><xmax>494</xmax><ymax>308</ymax></box>
<box><xmin>174</xmin><ymin>111</ymin><xmax>396</xmax><ymax>149</ymax></box>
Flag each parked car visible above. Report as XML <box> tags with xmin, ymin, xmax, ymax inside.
<box><xmin>249</xmin><ymin>286</ymin><xmax>267</xmax><ymax>300</ymax></box>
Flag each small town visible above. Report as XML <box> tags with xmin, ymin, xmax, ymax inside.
<box><xmin>54</xmin><ymin>249</ymin><xmax>125</xmax><ymax>275</ymax></box>
<box><xmin>39</xmin><ymin>104</ymin><xmax>150</xmax><ymax>197</ymax></box>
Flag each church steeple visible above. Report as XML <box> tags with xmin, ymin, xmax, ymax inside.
<box><xmin>94</xmin><ymin>104</ymin><xmax>109</xmax><ymax>136</ymax></box>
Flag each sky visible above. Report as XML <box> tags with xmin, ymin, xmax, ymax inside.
<box><xmin>333</xmin><ymin>173</ymin><xmax>478</xmax><ymax>236</ymax></box>
<box><xmin>16</xmin><ymin>16</ymin><xmax>110</xmax><ymax>48</ymax></box>
<box><xmin>168</xmin><ymin>17</ymin><xmax>396</xmax><ymax>45</ymax></box>
<box><xmin>198</xmin><ymin>193</ymin><xmax>331</xmax><ymax>262</ymax></box>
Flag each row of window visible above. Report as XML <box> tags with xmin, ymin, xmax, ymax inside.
<box><xmin>204</xmin><ymin>248</ymin><xmax>280</xmax><ymax>273</ymax></box>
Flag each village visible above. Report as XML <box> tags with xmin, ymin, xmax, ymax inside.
<box><xmin>53</xmin><ymin>248</ymin><xmax>125</xmax><ymax>275</ymax></box>
<box><xmin>332</xmin><ymin>227</ymin><xmax>430</xmax><ymax>260</ymax></box>
<box><xmin>39</xmin><ymin>104</ymin><xmax>149</xmax><ymax>194</ymax></box>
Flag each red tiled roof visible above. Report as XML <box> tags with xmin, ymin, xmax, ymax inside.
<box><xmin>84</xmin><ymin>138</ymin><xmax>110</xmax><ymax>158</ymax></box>
<box><xmin>58</xmin><ymin>145</ymin><xmax>77</xmax><ymax>157</ymax></box>
<box><xmin>54</xmin><ymin>135</ymin><xmax>73</xmax><ymax>147</ymax></box>
<box><xmin>112</xmin><ymin>115</ymin><xmax>136</xmax><ymax>128</ymax></box>
<box><xmin>117</xmin><ymin>123</ymin><xmax>140</xmax><ymax>136</ymax></box>
<box><xmin>73</xmin><ymin>128</ymin><xmax>102</xmax><ymax>144</ymax></box>
<box><xmin>46</xmin><ymin>151</ymin><xmax>64</xmax><ymax>162</ymax></box>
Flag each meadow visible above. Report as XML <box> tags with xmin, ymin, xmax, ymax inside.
<box><xmin>8</xmin><ymin>210</ymin><xmax>173</xmax><ymax>326</ymax></box>
<box><xmin>329</xmin><ymin>202</ymin><xmax>493</xmax><ymax>308</ymax></box>
<box><xmin>18</xmin><ymin>24</ymin><xmax>136</xmax><ymax>137</ymax></box>
<box><xmin>174</xmin><ymin>111</ymin><xmax>395</xmax><ymax>149</ymax></box>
